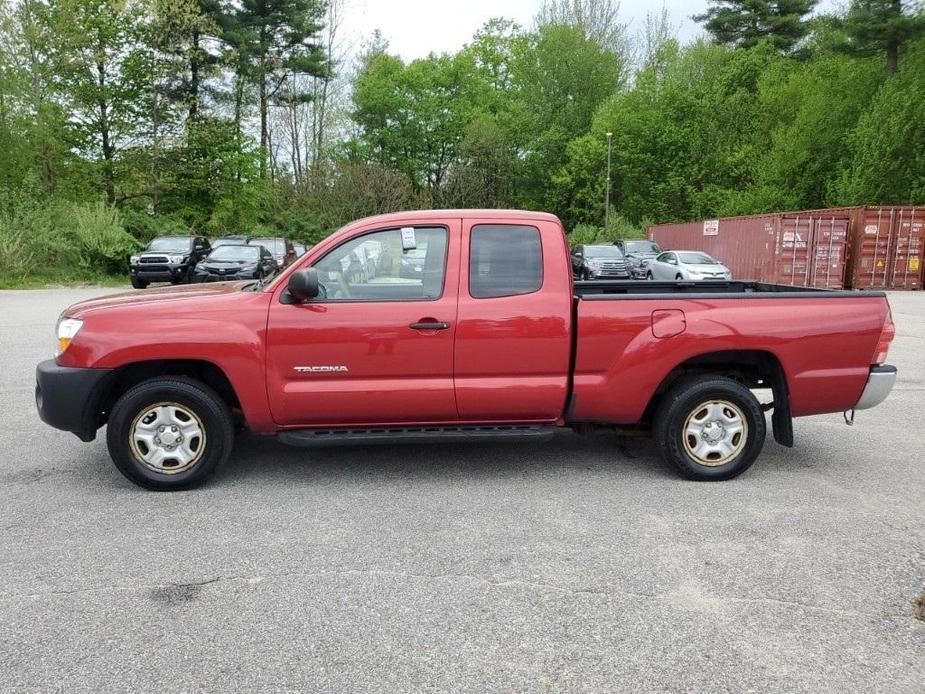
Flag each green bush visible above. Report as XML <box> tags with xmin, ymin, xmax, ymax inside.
<box><xmin>0</xmin><ymin>200</ymin><xmax>138</xmax><ymax>282</ymax></box>
<box><xmin>567</xmin><ymin>212</ymin><xmax>647</xmax><ymax>247</ymax></box>
<box><xmin>568</xmin><ymin>223</ymin><xmax>601</xmax><ymax>246</ymax></box>
<box><xmin>59</xmin><ymin>203</ymin><xmax>140</xmax><ymax>274</ymax></box>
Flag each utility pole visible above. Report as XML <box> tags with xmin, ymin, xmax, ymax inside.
<box><xmin>605</xmin><ymin>132</ymin><xmax>613</xmax><ymax>230</ymax></box>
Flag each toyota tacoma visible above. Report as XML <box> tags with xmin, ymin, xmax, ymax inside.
<box><xmin>36</xmin><ymin>210</ymin><xmax>897</xmax><ymax>490</ymax></box>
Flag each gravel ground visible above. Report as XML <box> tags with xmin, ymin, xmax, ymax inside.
<box><xmin>1</xmin><ymin>287</ymin><xmax>923</xmax><ymax>693</ymax></box>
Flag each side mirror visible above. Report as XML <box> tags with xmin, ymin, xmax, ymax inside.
<box><xmin>287</xmin><ymin>267</ymin><xmax>319</xmax><ymax>302</ymax></box>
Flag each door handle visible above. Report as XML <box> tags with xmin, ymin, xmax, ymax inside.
<box><xmin>409</xmin><ymin>321</ymin><xmax>450</xmax><ymax>331</ymax></box>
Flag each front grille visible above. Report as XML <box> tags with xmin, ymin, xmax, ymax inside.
<box><xmin>598</xmin><ymin>261</ymin><xmax>626</xmax><ymax>270</ymax></box>
<box><xmin>140</xmin><ymin>256</ymin><xmax>169</xmax><ymax>264</ymax></box>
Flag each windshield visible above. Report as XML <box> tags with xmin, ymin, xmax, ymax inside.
<box><xmin>146</xmin><ymin>237</ymin><xmax>191</xmax><ymax>253</ymax></box>
<box><xmin>679</xmin><ymin>252</ymin><xmax>718</xmax><ymax>265</ymax></box>
<box><xmin>250</xmin><ymin>238</ymin><xmax>284</xmax><ymax>254</ymax></box>
<box><xmin>625</xmin><ymin>241</ymin><xmax>661</xmax><ymax>254</ymax></box>
<box><xmin>584</xmin><ymin>246</ymin><xmax>623</xmax><ymax>258</ymax></box>
<box><xmin>208</xmin><ymin>246</ymin><xmax>260</xmax><ymax>261</ymax></box>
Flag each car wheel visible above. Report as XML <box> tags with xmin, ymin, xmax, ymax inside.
<box><xmin>646</xmin><ymin>271</ymin><xmax>653</xmax><ymax>280</ymax></box>
<box><xmin>654</xmin><ymin>376</ymin><xmax>766</xmax><ymax>481</ymax></box>
<box><xmin>675</xmin><ymin>273</ymin><xmax>683</xmax><ymax>280</ymax></box>
<box><xmin>130</xmin><ymin>277</ymin><xmax>148</xmax><ymax>289</ymax></box>
<box><xmin>106</xmin><ymin>377</ymin><xmax>234</xmax><ymax>491</ymax></box>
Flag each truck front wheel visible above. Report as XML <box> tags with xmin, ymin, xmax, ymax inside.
<box><xmin>106</xmin><ymin>377</ymin><xmax>234</xmax><ymax>490</ymax></box>
<box><xmin>654</xmin><ymin>376</ymin><xmax>766</xmax><ymax>481</ymax></box>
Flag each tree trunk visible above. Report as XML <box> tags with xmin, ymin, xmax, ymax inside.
<box><xmin>886</xmin><ymin>37</ymin><xmax>899</xmax><ymax>76</ymax></box>
<box><xmin>189</xmin><ymin>27</ymin><xmax>200</xmax><ymax>120</ymax></box>
<box><xmin>97</xmin><ymin>60</ymin><xmax>115</xmax><ymax>205</ymax></box>
<box><xmin>259</xmin><ymin>66</ymin><xmax>268</xmax><ymax>178</ymax></box>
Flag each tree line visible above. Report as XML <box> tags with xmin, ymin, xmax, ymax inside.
<box><xmin>0</xmin><ymin>0</ymin><xmax>924</xmax><ymax>282</ymax></box>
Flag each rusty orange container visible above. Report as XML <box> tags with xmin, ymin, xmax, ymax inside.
<box><xmin>647</xmin><ymin>211</ymin><xmax>850</xmax><ymax>288</ymax></box>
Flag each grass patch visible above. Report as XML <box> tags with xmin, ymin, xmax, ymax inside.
<box><xmin>0</xmin><ymin>270</ymin><xmax>128</xmax><ymax>290</ymax></box>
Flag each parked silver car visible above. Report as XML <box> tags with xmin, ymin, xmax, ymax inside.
<box><xmin>646</xmin><ymin>250</ymin><xmax>732</xmax><ymax>281</ymax></box>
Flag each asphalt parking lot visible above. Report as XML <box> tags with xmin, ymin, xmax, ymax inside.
<box><xmin>1</xmin><ymin>287</ymin><xmax>923</xmax><ymax>692</ymax></box>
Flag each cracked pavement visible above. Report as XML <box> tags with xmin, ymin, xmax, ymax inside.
<box><xmin>1</xmin><ymin>288</ymin><xmax>923</xmax><ymax>692</ymax></box>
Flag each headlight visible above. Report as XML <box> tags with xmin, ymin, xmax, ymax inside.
<box><xmin>168</xmin><ymin>254</ymin><xmax>187</xmax><ymax>264</ymax></box>
<box><xmin>130</xmin><ymin>255</ymin><xmax>140</xmax><ymax>265</ymax></box>
<box><xmin>587</xmin><ymin>260</ymin><xmax>602</xmax><ymax>269</ymax></box>
<box><xmin>55</xmin><ymin>317</ymin><xmax>83</xmax><ymax>357</ymax></box>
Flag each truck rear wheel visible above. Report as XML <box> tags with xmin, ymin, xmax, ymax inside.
<box><xmin>654</xmin><ymin>376</ymin><xmax>765</xmax><ymax>481</ymax></box>
<box><xmin>106</xmin><ymin>377</ymin><xmax>234</xmax><ymax>490</ymax></box>
<box><xmin>130</xmin><ymin>277</ymin><xmax>148</xmax><ymax>289</ymax></box>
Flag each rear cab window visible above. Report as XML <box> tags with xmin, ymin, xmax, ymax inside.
<box><xmin>469</xmin><ymin>225</ymin><xmax>543</xmax><ymax>298</ymax></box>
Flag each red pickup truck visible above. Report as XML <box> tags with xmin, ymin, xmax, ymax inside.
<box><xmin>36</xmin><ymin>210</ymin><xmax>897</xmax><ymax>490</ymax></box>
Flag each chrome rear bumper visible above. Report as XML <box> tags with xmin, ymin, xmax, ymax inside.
<box><xmin>855</xmin><ymin>365</ymin><xmax>897</xmax><ymax>410</ymax></box>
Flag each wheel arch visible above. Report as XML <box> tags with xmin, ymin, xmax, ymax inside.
<box><xmin>92</xmin><ymin>359</ymin><xmax>245</xmax><ymax>432</ymax></box>
<box><xmin>642</xmin><ymin>349</ymin><xmax>792</xmax><ymax>446</ymax></box>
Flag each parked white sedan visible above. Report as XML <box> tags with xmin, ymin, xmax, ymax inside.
<box><xmin>646</xmin><ymin>250</ymin><xmax>732</xmax><ymax>281</ymax></box>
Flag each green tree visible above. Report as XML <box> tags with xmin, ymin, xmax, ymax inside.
<box><xmin>351</xmin><ymin>50</ymin><xmax>484</xmax><ymax>194</ymax></box>
<box><xmin>834</xmin><ymin>38</ymin><xmax>925</xmax><ymax>203</ymax></box>
<box><xmin>838</xmin><ymin>0</ymin><xmax>925</xmax><ymax>75</ymax></box>
<box><xmin>230</xmin><ymin>0</ymin><xmax>327</xmax><ymax>178</ymax></box>
<box><xmin>509</xmin><ymin>24</ymin><xmax>625</xmax><ymax>211</ymax></box>
<box><xmin>747</xmin><ymin>52</ymin><xmax>881</xmax><ymax>211</ymax></box>
<box><xmin>695</xmin><ymin>0</ymin><xmax>818</xmax><ymax>51</ymax></box>
<box><xmin>48</xmin><ymin>0</ymin><xmax>147</xmax><ymax>204</ymax></box>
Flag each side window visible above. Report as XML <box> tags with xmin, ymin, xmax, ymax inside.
<box><xmin>313</xmin><ymin>226</ymin><xmax>448</xmax><ymax>301</ymax></box>
<box><xmin>469</xmin><ymin>224</ymin><xmax>543</xmax><ymax>299</ymax></box>
<box><xmin>656</xmin><ymin>253</ymin><xmax>669</xmax><ymax>263</ymax></box>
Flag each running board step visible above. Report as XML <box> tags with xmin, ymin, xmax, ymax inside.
<box><xmin>277</xmin><ymin>424</ymin><xmax>557</xmax><ymax>447</ymax></box>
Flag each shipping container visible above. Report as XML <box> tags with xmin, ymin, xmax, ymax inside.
<box><xmin>647</xmin><ymin>211</ymin><xmax>850</xmax><ymax>289</ymax></box>
<box><xmin>843</xmin><ymin>206</ymin><xmax>923</xmax><ymax>290</ymax></box>
<box><xmin>647</xmin><ymin>205</ymin><xmax>924</xmax><ymax>290</ymax></box>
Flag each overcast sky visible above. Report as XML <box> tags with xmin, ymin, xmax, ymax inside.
<box><xmin>340</xmin><ymin>0</ymin><xmax>842</xmax><ymax>62</ymax></box>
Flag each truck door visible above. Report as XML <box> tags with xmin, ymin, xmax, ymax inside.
<box><xmin>266</xmin><ymin>222</ymin><xmax>461</xmax><ymax>426</ymax></box>
<box><xmin>454</xmin><ymin>219</ymin><xmax>572</xmax><ymax>420</ymax></box>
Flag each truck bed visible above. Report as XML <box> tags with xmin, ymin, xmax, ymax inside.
<box><xmin>574</xmin><ymin>279</ymin><xmax>886</xmax><ymax>298</ymax></box>
<box><xmin>569</xmin><ymin>281</ymin><xmax>890</xmax><ymax>425</ymax></box>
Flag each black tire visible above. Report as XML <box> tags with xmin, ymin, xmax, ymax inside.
<box><xmin>675</xmin><ymin>273</ymin><xmax>683</xmax><ymax>280</ymax></box>
<box><xmin>130</xmin><ymin>277</ymin><xmax>148</xmax><ymax>289</ymax></box>
<box><xmin>654</xmin><ymin>376</ymin><xmax>766</xmax><ymax>481</ymax></box>
<box><xmin>106</xmin><ymin>377</ymin><xmax>234</xmax><ymax>491</ymax></box>
<box><xmin>646</xmin><ymin>271</ymin><xmax>653</xmax><ymax>280</ymax></box>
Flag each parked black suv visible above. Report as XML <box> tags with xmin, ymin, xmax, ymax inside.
<box><xmin>193</xmin><ymin>244</ymin><xmax>278</xmax><ymax>282</ymax></box>
<box><xmin>571</xmin><ymin>244</ymin><xmax>630</xmax><ymax>280</ymax></box>
<box><xmin>130</xmin><ymin>236</ymin><xmax>211</xmax><ymax>289</ymax></box>
<box><xmin>613</xmin><ymin>239</ymin><xmax>663</xmax><ymax>279</ymax></box>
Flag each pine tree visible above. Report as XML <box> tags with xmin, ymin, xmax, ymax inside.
<box><xmin>839</xmin><ymin>0</ymin><xmax>925</xmax><ymax>75</ymax></box>
<box><xmin>229</xmin><ymin>0</ymin><xmax>328</xmax><ymax>178</ymax></box>
<box><xmin>695</xmin><ymin>0</ymin><xmax>817</xmax><ymax>51</ymax></box>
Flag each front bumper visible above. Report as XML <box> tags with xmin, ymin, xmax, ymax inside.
<box><xmin>587</xmin><ymin>270</ymin><xmax>631</xmax><ymax>279</ymax></box>
<box><xmin>130</xmin><ymin>263</ymin><xmax>189</xmax><ymax>282</ymax></box>
<box><xmin>854</xmin><ymin>365</ymin><xmax>897</xmax><ymax>410</ymax></box>
<box><xmin>35</xmin><ymin>360</ymin><xmax>113</xmax><ymax>441</ymax></box>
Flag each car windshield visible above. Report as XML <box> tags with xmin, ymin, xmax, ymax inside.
<box><xmin>679</xmin><ymin>252</ymin><xmax>717</xmax><ymax>265</ymax></box>
<box><xmin>625</xmin><ymin>241</ymin><xmax>661</xmax><ymax>254</ymax></box>
<box><xmin>208</xmin><ymin>246</ymin><xmax>260</xmax><ymax>261</ymax></box>
<box><xmin>585</xmin><ymin>246</ymin><xmax>623</xmax><ymax>258</ymax></box>
<box><xmin>250</xmin><ymin>238</ymin><xmax>284</xmax><ymax>254</ymax></box>
<box><xmin>146</xmin><ymin>237</ymin><xmax>191</xmax><ymax>252</ymax></box>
